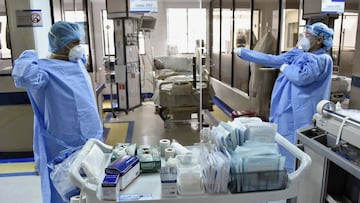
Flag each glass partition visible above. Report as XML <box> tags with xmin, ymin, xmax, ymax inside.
<box><xmin>233</xmin><ymin>0</ymin><xmax>251</xmax><ymax>93</ymax></box>
<box><xmin>211</xmin><ymin>0</ymin><xmax>220</xmax><ymax>80</ymax></box>
<box><xmin>63</xmin><ymin>0</ymin><xmax>93</xmax><ymax>72</ymax></box>
<box><xmin>220</xmin><ymin>8</ymin><xmax>233</xmax><ymax>85</ymax></box>
<box><xmin>333</xmin><ymin>12</ymin><xmax>358</xmax><ymax>77</ymax></box>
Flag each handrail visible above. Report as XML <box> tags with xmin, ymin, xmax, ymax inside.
<box><xmin>69</xmin><ymin>139</ymin><xmax>113</xmax><ymax>193</ymax></box>
<box><xmin>275</xmin><ymin>133</ymin><xmax>312</xmax><ymax>183</ymax></box>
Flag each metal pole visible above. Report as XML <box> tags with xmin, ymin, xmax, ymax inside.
<box><xmin>106</xmin><ymin>25</ymin><xmax>116</xmax><ymax>118</ymax></box>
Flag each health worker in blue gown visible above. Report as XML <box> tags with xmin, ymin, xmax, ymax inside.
<box><xmin>12</xmin><ymin>21</ymin><xmax>104</xmax><ymax>203</ymax></box>
<box><xmin>234</xmin><ymin>22</ymin><xmax>334</xmax><ymax>172</ymax></box>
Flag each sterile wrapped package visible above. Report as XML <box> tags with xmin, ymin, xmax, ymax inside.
<box><xmin>111</xmin><ymin>143</ymin><xmax>137</xmax><ymax>162</ymax></box>
<box><xmin>234</xmin><ymin>142</ymin><xmax>280</xmax><ymax>158</ymax></box>
<box><xmin>244</xmin><ymin>122</ymin><xmax>277</xmax><ymax>143</ymax></box>
<box><xmin>243</xmin><ymin>155</ymin><xmax>284</xmax><ymax>172</ymax></box>
<box><xmin>219</xmin><ymin>121</ymin><xmax>238</xmax><ymax>149</ymax></box>
<box><xmin>233</xmin><ymin>117</ymin><xmax>263</xmax><ymax>124</ymax></box>
<box><xmin>211</xmin><ymin>125</ymin><xmax>233</xmax><ymax>152</ymax></box>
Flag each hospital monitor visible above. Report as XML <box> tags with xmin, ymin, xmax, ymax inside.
<box><xmin>139</xmin><ymin>16</ymin><xmax>156</xmax><ymax>31</ymax></box>
<box><xmin>106</xmin><ymin>0</ymin><xmax>158</xmax><ymax>19</ymax></box>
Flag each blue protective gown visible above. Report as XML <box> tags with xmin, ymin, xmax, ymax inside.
<box><xmin>12</xmin><ymin>50</ymin><xmax>104</xmax><ymax>203</ymax></box>
<box><xmin>239</xmin><ymin>48</ymin><xmax>332</xmax><ymax>172</ymax></box>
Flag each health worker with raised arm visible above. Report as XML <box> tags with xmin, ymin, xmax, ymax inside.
<box><xmin>12</xmin><ymin>21</ymin><xmax>104</xmax><ymax>203</ymax></box>
<box><xmin>234</xmin><ymin>22</ymin><xmax>334</xmax><ymax>172</ymax></box>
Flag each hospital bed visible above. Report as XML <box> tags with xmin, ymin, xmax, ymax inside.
<box><xmin>152</xmin><ymin>56</ymin><xmax>214</xmax><ymax>127</ymax></box>
<box><xmin>69</xmin><ymin>135</ymin><xmax>311</xmax><ymax>203</ymax></box>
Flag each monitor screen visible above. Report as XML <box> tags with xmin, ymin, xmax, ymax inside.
<box><xmin>139</xmin><ymin>16</ymin><xmax>156</xmax><ymax>31</ymax></box>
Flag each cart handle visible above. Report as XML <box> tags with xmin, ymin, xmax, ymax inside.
<box><xmin>275</xmin><ymin>133</ymin><xmax>312</xmax><ymax>183</ymax></box>
<box><xmin>69</xmin><ymin>138</ymin><xmax>113</xmax><ymax>193</ymax></box>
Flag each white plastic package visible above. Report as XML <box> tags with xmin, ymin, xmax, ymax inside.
<box><xmin>244</xmin><ymin>122</ymin><xmax>278</xmax><ymax>143</ymax></box>
<box><xmin>50</xmin><ymin>149</ymin><xmax>80</xmax><ymax>203</ymax></box>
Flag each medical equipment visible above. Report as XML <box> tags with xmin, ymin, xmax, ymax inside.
<box><xmin>176</xmin><ymin>154</ymin><xmax>205</xmax><ymax>195</ymax></box>
<box><xmin>311</xmin><ymin>100</ymin><xmax>360</xmax><ymax>149</ymax></box>
<box><xmin>137</xmin><ymin>145</ymin><xmax>161</xmax><ymax>173</ymax></box>
<box><xmin>297</xmin><ymin>100</ymin><xmax>360</xmax><ymax>202</ymax></box>
<box><xmin>106</xmin><ymin>0</ymin><xmax>142</xmax><ymax>112</ymax></box>
<box><xmin>152</xmin><ymin>56</ymin><xmax>214</xmax><ymax>127</ymax></box>
<box><xmin>331</xmin><ymin>74</ymin><xmax>351</xmax><ymax>103</ymax></box>
<box><xmin>69</xmin><ymin>134</ymin><xmax>310</xmax><ymax>203</ymax></box>
<box><xmin>160</xmin><ymin>166</ymin><xmax>177</xmax><ymax>197</ymax></box>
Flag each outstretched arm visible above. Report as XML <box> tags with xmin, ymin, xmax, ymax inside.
<box><xmin>235</xmin><ymin>48</ymin><xmax>303</xmax><ymax>68</ymax></box>
<box><xmin>12</xmin><ymin>50</ymin><xmax>49</xmax><ymax>90</ymax></box>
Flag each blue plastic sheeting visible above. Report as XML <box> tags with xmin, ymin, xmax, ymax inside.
<box><xmin>352</xmin><ymin>75</ymin><xmax>360</xmax><ymax>88</ymax></box>
<box><xmin>212</xmin><ymin>96</ymin><xmax>233</xmax><ymax>118</ymax></box>
<box><xmin>0</xmin><ymin>157</ymin><xmax>34</xmax><ymax>164</ymax></box>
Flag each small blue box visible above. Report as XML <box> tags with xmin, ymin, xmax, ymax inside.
<box><xmin>102</xmin><ymin>174</ymin><xmax>120</xmax><ymax>201</ymax></box>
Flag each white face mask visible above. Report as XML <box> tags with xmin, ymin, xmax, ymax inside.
<box><xmin>68</xmin><ymin>45</ymin><xmax>85</xmax><ymax>62</ymax></box>
<box><xmin>299</xmin><ymin>37</ymin><xmax>311</xmax><ymax>52</ymax></box>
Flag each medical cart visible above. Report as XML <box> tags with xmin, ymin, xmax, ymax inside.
<box><xmin>70</xmin><ymin>134</ymin><xmax>311</xmax><ymax>203</ymax></box>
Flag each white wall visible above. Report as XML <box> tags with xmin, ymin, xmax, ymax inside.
<box><xmin>5</xmin><ymin>0</ymin><xmax>52</xmax><ymax>59</ymax></box>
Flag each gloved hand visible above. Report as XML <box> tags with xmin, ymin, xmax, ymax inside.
<box><xmin>280</xmin><ymin>64</ymin><xmax>288</xmax><ymax>72</ymax></box>
<box><xmin>233</xmin><ymin>48</ymin><xmax>242</xmax><ymax>57</ymax></box>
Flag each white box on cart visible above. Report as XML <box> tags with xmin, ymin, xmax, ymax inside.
<box><xmin>102</xmin><ymin>174</ymin><xmax>120</xmax><ymax>201</ymax></box>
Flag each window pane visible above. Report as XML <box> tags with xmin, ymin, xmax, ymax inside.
<box><xmin>102</xmin><ymin>10</ymin><xmax>115</xmax><ymax>56</ymax></box>
<box><xmin>188</xmin><ymin>9</ymin><xmax>206</xmax><ymax>53</ymax></box>
<box><xmin>211</xmin><ymin>4</ymin><xmax>220</xmax><ymax>80</ymax></box>
<box><xmin>220</xmin><ymin>9</ymin><xmax>232</xmax><ymax>85</ymax></box>
<box><xmin>282</xmin><ymin>9</ymin><xmax>299</xmax><ymax>52</ymax></box>
<box><xmin>167</xmin><ymin>8</ymin><xmax>187</xmax><ymax>54</ymax></box>
<box><xmin>233</xmin><ymin>1</ymin><xmax>251</xmax><ymax>93</ymax></box>
<box><xmin>212</xmin><ymin>9</ymin><xmax>220</xmax><ymax>53</ymax></box>
<box><xmin>0</xmin><ymin>15</ymin><xmax>11</xmax><ymax>59</ymax></box>
<box><xmin>253</xmin><ymin>0</ymin><xmax>280</xmax><ymax>48</ymax></box>
<box><xmin>65</xmin><ymin>10</ymin><xmax>92</xmax><ymax>71</ymax></box>
<box><xmin>234</xmin><ymin>10</ymin><xmax>251</xmax><ymax>49</ymax></box>
<box><xmin>65</xmin><ymin>10</ymin><xmax>86</xmax><ymax>23</ymax></box>
<box><xmin>167</xmin><ymin>8</ymin><xmax>206</xmax><ymax>54</ymax></box>
<box><xmin>221</xmin><ymin>9</ymin><xmax>232</xmax><ymax>54</ymax></box>
<box><xmin>333</xmin><ymin>12</ymin><xmax>358</xmax><ymax>77</ymax></box>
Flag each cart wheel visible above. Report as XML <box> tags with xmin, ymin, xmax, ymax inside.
<box><xmin>155</xmin><ymin>105</ymin><xmax>160</xmax><ymax>114</ymax></box>
<box><xmin>159</xmin><ymin>107</ymin><xmax>170</xmax><ymax>121</ymax></box>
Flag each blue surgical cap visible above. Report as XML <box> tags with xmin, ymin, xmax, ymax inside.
<box><xmin>48</xmin><ymin>21</ymin><xmax>84</xmax><ymax>53</ymax></box>
<box><xmin>306</xmin><ymin>22</ymin><xmax>334</xmax><ymax>50</ymax></box>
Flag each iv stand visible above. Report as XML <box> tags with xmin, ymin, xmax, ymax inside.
<box><xmin>106</xmin><ymin>25</ymin><xmax>116</xmax><ymax>118</ymax></box>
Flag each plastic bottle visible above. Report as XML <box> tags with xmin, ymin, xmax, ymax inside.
<box><xmin>200</xmin><ymin>123</ymin><xmax>211</xmax><ymax>143</ymax></box>
<box><xmin>336</xmin><ymin>101</ymin><xmax>342</xmax><ymax>111</ymax></box>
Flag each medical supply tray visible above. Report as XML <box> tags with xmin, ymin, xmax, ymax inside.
<box><xmin>69</xmin><ymin>134</ymin><xmax>311</xmax><ymax>203</ymax></box>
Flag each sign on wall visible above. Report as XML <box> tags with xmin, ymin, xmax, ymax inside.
<box><xmin>130</xmin><ymin>0</ymin><xmax>158</xmax><ymax>13</ymax></box>
<box><xmin>321</xmin><ymin>0</ymin><xmax>345</xmax><ymax>14</ymax></box>
<box><xmin>16</xmin><ymin>9</ymin><xmax>43</xmax><ymax>27</ymax></box>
